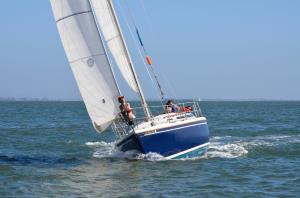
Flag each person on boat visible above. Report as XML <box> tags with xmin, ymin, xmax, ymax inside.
<box><xmin>165</xmin><ymin>100</ymin><xmax>178</xmax><ymax>113</ymax></box>
<box><xmin>118</xmin><ymin>96</ymin><xmax>135</xmax><ymax>125</ymax></box>
<box><xmin>182</xmin><ymin>106</ymin><xmax>193</xmax><ymax>112</ymax></box>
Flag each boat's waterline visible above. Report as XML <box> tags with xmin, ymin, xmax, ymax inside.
<box><xmin>166</xmin><ymin>142</ymin><xmax>210</xmax><ymax>159</ymax></box>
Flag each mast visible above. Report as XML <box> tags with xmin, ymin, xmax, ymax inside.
<box><xmin>107</xmin><ymin>0</ymin><xmax>151</xmax><ymax>121</ymax></box>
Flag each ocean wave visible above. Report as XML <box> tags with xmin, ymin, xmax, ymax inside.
<box><xmin>136</xmin><ymin>152</ymin><xmax>165</xmax><ymax>161</ymax></box>
<box><xmin>207</xmin><ymin>143</ymin><xmax>248</xmax><ymax>159</ymax></box>
<box><xmin>85</xmin><ymin>141</ymin><xmax>118</xmax><ymax>159</ymax></box>
<box><xmin>85</xmin><ymin>141</ymin><xmax>115</xmax><ymax>147</ymax></box>
<box><xmin>85</xmin><ymin>140</ymin><xmax>248</xmax><ymax>160</ymax></box>
<box><xmin>85</xmin><ymin>134</ymin><xmax>300</xmax><ymax>160</ymax></box>
<box><xmin>86</xmin><ymin>141</ymin><xmax>165</xmax><ymax>161</ymax></box>
<box><xmin>207</xmin><ymin>134</ymin><xmax>300</xmax><ymax>159</ymax></box>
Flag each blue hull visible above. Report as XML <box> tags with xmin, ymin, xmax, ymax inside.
<box><xmin>117</xmin><ymin>120</ymin><xmax>209</xmax><ymax>159</ymax></box>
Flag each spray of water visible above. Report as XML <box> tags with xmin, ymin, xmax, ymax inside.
<box><xmin>85</xmin><ymin>134</ymin><xmax>300</xmax><ymax>161</ymax></box>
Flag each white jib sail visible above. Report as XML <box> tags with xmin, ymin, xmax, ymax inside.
<box><xmin>89</xmin><ymin>0</ymin><xmax>139</xmax><ymax>92</ymax></box>
<box><xmin>50</xmin><ymin>0</ymin><xmax>121</xmax><ymax>132</ymax></box>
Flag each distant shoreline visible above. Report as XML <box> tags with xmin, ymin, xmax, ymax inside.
<box><xmin>0</xmin><ymin>98</ymin><xmax>299</xmax><ymax>102</ymax></box>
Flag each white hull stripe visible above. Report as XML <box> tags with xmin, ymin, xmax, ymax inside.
<box><xmin>143</xmin><ymin>122</ymin><xmax>207</xmax><ymax>137</ymax></box>
<box><xmin>166</xmin><ymin>142</ymin><xmax>210</xmax><ymax>159</ymax></box>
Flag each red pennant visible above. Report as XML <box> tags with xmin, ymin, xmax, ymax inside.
<box><xmin>146</xmin><ymin>55</ymin><xmax>152</xmax><ymax>65</ymax></box>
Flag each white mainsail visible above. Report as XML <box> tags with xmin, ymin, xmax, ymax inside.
<box><xmin>50</xmin><ymin>0</ymin><xmax>121</xmax><ymax>132</ymax></box>
<box><xmin>89</xmin><ymin>0</ymin><xmax>139</xmax><ymax>92</ymax></box>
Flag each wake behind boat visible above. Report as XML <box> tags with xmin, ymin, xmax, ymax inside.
<box><xmin>50</xmin><ymin>0</ymin><xmax>209</xmax><ymax>159</ymax></box>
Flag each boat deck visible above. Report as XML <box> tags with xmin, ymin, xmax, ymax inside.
<box><xmin>112</xmin><ymin>101</ymin><xmax>205</xmax><ymax>138</ymax></box>
<box><xmin>134</xmin><ymin>113</ymin><xmax>206</xmax><ymax>134</ymax></box>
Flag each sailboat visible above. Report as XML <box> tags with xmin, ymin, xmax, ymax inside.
<box><xmin>50</xmin><ymin>0</ymin><xmax>209</xmax><ymax>159</ymax></box>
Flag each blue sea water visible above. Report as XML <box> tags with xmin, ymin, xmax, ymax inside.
<box><xmin>0</xmin><ymin>101</ymin><xmax>299</xmax><ymax>197</ymax></box>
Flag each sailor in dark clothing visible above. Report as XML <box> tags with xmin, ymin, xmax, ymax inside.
<box><xmin>165</xmin><ymin>100</ymin><xmax>178</xmax><ymax>113</ymax></box>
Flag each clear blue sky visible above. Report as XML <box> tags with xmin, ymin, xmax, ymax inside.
<box><xmin>0</xmin><ymin>0</ymin><xmax>299</xmax><ymax>100</ymax></box>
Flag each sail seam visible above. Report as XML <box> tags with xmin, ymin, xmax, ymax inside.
<box><xmin>106</xmin><ymin>35</ymin><xmax>120</xmax><ymax>43</ymax></box>
<box><xmin>56</xmin><ymin>11</ymin><xmax>92</xmax><ymax>23</ymax></box>
<box><xmin>69</xmin><ymin>53</ymin><xmax>106</xmax><ymax>64</ymax></box>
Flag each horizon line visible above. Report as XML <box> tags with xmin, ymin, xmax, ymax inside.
<box><xmin>0</xmin><ymin>97</ymin><xmax>299</xmax><ymax>102</ymax></box>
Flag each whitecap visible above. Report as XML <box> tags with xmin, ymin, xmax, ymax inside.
<box><xmin>210</xmin><ymin>136</ymin><xmax>233</xmax><ymax>141</ymax></box>
<box><xmin>207</xmin><ymin>134</ymin><xmax>300</xmax><ymax>159</ymax></box>
<box><xmin>207</xmin><ymin>142</ymin><xmax>248</xmax><ymax>159</ymax></box>
<box><xmin>85</xmin><ymin>140</ymin><xmax>168</xmax><ymax>161</ymax></box>
<box><xmin>136</xmin><ymin>152</ymin><xmax>165</xmax><ymax>161</ymax></box>
<box><xmin>85</xmin><ymin>141</ymin><xmax>114</xmax><ymax>147</ymax></box>
<box><xmin>86</xmin><ymin>133</ymin><xmax>300</xmax><ymax>161</ymax></box>
<box><xmin>85</xmin><ymin>141</ymin><xmax>117</xmax><ymax>159</ymax></box>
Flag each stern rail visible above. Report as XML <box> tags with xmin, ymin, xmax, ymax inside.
<box><xmin>112</xmin><ymin>101</ymin><xmax>204</xmax><ymax>138</ymax></box>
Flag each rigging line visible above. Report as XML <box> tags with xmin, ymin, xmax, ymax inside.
<box><xmin>137</xmin><ymin>0</ymin><xmax>179</xmax><ymax>103</ymax></box>
<box><xmin>137</xmin><ymin>0</ymin><xmax>160</xmax><ymax>58</ymax></box>
<box><xmin>116</xmin><ymin>0</ymin><xmax>163</xmax><ymax>104</ymax></box>
<box><xmin>108</xmin><ymin>0</ymin><xmax>152</xmax><ymax>120</ymax></box>
<box><xmin>138</xmin><ymin>0</ymin><xmax>157</xmax><ymax>39</ymax></box>
<box><xmin>120</xmin><ymin>0</ymin><xmax>165</xmax><ymax>102</ymax></box>
<box><xmin>149</xmin><ymin>64</ymin><xmax>164</xmax><ymax>100</ymax></box>
<box><xmin>161</xmin><ymin>72</ymin><xmax>179</xmax><ymax>103</ymax></box>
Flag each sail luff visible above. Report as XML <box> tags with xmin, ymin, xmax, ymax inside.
<box><xmin>89</xmin><ymin>0</ymin><xmax>139</xmax><ymax>93</ymax></box>
<box><xmin>106</xmin><ymin>0</ymin><xmax>151</xmax><ymax>120</ymax></box>
<box><xmin>89</xmin><ymin>0</ymin><xmax>151</xmax><ymax>120</ymax></box>
<box><xmin>88</xmin><ymin>0</ymin><xmax>121</xmax><ymax>95</ymax></box>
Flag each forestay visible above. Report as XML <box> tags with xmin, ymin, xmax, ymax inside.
<box><xmin>50</xmin><ymin>0</ymin><xmax>120</xmax><ymax>132</ymax></box>
<box><xmin>89</xmin><ymin>0</ymin><xmax>139</xmax><ymax>92</ymax></box>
